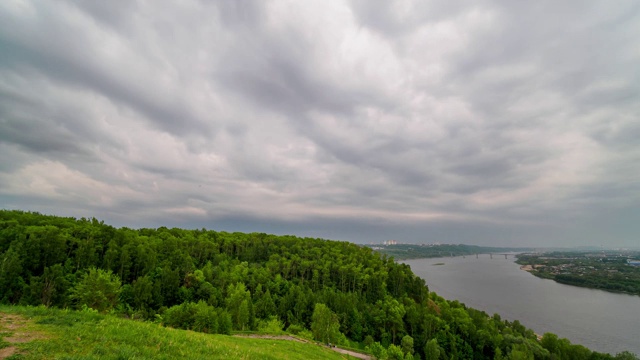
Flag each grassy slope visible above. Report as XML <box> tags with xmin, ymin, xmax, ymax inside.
<box><xmin>0</xmin><ymin>306</ymin><xmax>357</xmax><ymax>360</ymax></box>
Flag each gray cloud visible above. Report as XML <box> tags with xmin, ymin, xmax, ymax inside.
<box><xmin>1</xmin><ymin>0</ymin><xmax>639</xmax><ymax>247</ymax></box>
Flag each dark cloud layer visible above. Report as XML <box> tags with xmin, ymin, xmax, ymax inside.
<box><xmin>1</xmin><ymin>1</ymin><xmax>639</xmax><ymax>247</ymax></box>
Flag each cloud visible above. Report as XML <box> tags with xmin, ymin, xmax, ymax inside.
<box><xmin>1</xmin><ymin>0</ymin><xmax>639</xmax><ymax>247</ymax></box>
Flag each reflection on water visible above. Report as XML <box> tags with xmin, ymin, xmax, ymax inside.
<box><xmin>404</xmin><ymin>256</ymin><xmax>640</xmax><ymax>355</ymax></box>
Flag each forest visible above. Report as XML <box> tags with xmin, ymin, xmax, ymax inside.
<box><xmin>0</xmin><ymin>210</ymin><xmax>637</xmax><ymax>360</ymax></box>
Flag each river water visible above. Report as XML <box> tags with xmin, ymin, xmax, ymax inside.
<box><xmin>403</xmin><ymin>256</ymin><xmax>640</xmax><ymax>356</ymax></box>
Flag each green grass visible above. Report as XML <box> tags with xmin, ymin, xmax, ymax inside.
<box><xmin>0</xmin><ymin>306</ymin><xmax>359</xmax><ymax>360</ymax></box>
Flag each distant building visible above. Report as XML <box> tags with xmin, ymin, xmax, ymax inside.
<box><xmin>627</xmin><ymin>259</ymin><xmax>640</xmax><ymax>266</ymax></box>
<box><xmin>383</xmin><ymin>240</ymin><xmax>398</xmax><ymax>245</ymax></box>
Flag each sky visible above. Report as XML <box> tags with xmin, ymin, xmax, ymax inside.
<box><xmin>1</xmin><ymin>1</ymin><xmax>639</xmax><ymax>248</ymax></box>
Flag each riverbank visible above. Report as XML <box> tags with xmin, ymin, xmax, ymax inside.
<box><xmin>516</xmin><ymin>253</ymin><xmax>640</xmax><ymax>296</ymax></box>
<box><xmin>520</xmin><ymin>264</ymin><xmax>545</xmax><ymax>272</ymax></box>
<box><xmin>405</xmin><ymin>256</ymin><xmax>640</xmax><ymax>356</ymax></box>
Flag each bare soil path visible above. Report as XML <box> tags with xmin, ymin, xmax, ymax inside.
<box><xmin>0</xmin><ymin>312</ymin><xmax>45</xmax><ymax>359</ymax></box>
<box><xmin>234</xmin><ymin>334</ymin><xmax>371</xmax><ymax>359</ymax></box>
<box><xmin>329</xmin><ymin>347</ymin><xmax>371</xmax><ymax>360</ymax></box>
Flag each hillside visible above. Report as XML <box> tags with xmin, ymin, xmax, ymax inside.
<box><xmin>0</xmin><ymin>305</ymin><xmax>358</xmax><ymax>359</ymax></box>
<box><xmin>0</xmin><ymin>210</ymin><xmax>636</xmax><ymax>360</ymax></box>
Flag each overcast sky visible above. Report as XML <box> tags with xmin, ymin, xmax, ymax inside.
<box><xmin>1</xmin><ymin>1</ymin><xmax>639</xmax><ymax>247</ymax></box>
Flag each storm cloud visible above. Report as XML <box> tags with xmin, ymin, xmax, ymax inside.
<box><xmin>1</xmin><ymin>0</ymin><xmax>639</xmax><ymax>247</ymax></box>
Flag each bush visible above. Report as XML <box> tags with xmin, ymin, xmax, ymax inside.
<box><xmin>163</xmin><ymin>302</ymin><xmax>198</xmax><ymax>329</ymax></box>
<box><xmin>297</xmin><ymin>329</ymin><xmax>314</xmax><ymax>341</ymax></box>
<box><xmin>163</xmin><ymin>301</ymin><xmax>230</xmax><ymax>334</ymax></box>
<box><xmin>286</xmin><ymin>324</ymin><xmax>305</xmax><ymax>335</ymax></box>
<box><xmin>257</xmin><ymin>316</ymin><xmax>284</xmax><ymax>334</ymax></box>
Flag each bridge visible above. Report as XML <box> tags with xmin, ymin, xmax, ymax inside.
<box><xmin>459</xmin><ymin>253</ymin><xmax>513</xmax><ymax>259</ymax></box>
<box><xmin>421</xmin><ymin>251</ymin><xmax>518</xmax><ymax>259</ymax></box>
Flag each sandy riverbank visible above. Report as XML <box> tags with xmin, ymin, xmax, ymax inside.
<box><xmin>520</xmin><ymin>264</ymin><xmax>544</xmax><ymax>272</ymax></box>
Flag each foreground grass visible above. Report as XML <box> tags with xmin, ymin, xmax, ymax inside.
<box><xmin>0</xmin><ymin>306</ymin><xmax>357</xmax><ymax>360</ymax></box>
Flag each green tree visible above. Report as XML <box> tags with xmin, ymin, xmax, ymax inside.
<box><xmin>508</xmin><ymin>343</ymin><xmax>533</xmax><ymax>360</ymax></box>
<box><xmin>226</xmin><ymin>282</ymin><xmax>252</xmax><ymax>330</ymax></box>
<box><xmin>193</xmin><ymin>301</ymin><xmax>218</xmax><ymax>334</ymax></box>
<box><xmin>70</xmin><ymin>267</ymin><xmax>121</xmax><ymax>313</ymax></box>
<box><xmin>311</xmin><ymin>303</ymin><xmax>341</xmax><ymax>344</ymax></box>
<box><xmin>401</xmin><ymin>335</ymin><xmax>414</xmax><ymax>356</ymax></box>
<box><xmin>369</xmin><ymin>342</ymin><xmax>388</xmax><ymax>360</ymax></box>
<box><xmin>159</xmin><ymin>266</ymin><xmax>181</xmax><ymax>307</ymax></box>
<box><xmin>0</xmin><ymin>246</ymin><xmax>25</xmax><ymax>303</ymax></box>
<box><xmin>615</xmin><ymin>352</ymin><xmax>640</xmax><ymax>360</ymax></box>
<box><xmin>424</xmin><ymin>339</ymin><xmax>440</xmax><ymax>360</ymax></box>
<box><xmin>387</xmin><ymin>344</ymin><xmax>404</xmax><ymax>360</ymax></box>
<box><xmin>132</xmin><ymin>275</ymin><xmax>154</xmax><ymax>310</ymax></box>
<box><xmin>217</xmin><ymin>309</ymin><xmax>233</xmax><ymax>334</ymax></box>
<box><xmin>382</xmin><ymin>297</ymin><xmax>406</xmax><ymax>343</ymax></box>
<box><xmin>540</xmin><ymin>333</ymin><xmax>560</xmax><ymax>356</ymax></box>
<box><xmin>255</xmin><ymin>288</ymin><xmax>277</xmax><ymax>319</ymax></box>
<box><xmin>30</xmin><ymin>263</ymin><xmax>69</xmax><ymax>307</ymax></box>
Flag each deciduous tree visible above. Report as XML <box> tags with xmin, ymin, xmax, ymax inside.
<box><xmin>70</xmin><ymin>267</ymin><xmax>121</xmax><ymax>313</ymax></box>
<box><xmin>311</xmin><ymin>303</ymin><xmax>341</xmax><ymax>344</ymax></box>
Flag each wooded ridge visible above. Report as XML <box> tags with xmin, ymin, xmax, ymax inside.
<box><xmin>0</xmin><ymin>210</ymin><xmax>636</xmax><ymax>360</ymax></box>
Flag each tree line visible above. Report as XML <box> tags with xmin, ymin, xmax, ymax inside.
<box><xmin>0</xmin><ymin>210</ymin><xmax>636</xmax><ymax>360</ymax></box>
<box><xmin>369</xmin><ymin>244</ymin><xmax>532</xmax><ymax>260</ymax></box>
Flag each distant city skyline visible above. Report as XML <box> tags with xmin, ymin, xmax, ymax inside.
<box><xmin>1</xmin><ymin>1</ymin><xmax>639</xmax><ymax>247</ymax></box>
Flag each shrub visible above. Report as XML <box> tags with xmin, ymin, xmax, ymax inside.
<box><xmin>163</xmin><ymin>301</ymin><xmax>230</xmax><ymax>334</ymax></box>
<box><xmin>70</xmin><ymin>268</ymin><xmax>121</xmax><ymax>313</ymax></box>
<box><xmin>286</xmin><ymin>324</ymin><xmax>305</xmax><ymax>335</ymax></box>
<box><xmin>257</xmin><ymin>316</ymin><xmax>284</xmax><ymax>334</ymax></box>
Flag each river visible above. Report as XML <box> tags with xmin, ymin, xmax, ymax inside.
<box><xmin>403</xmin><ymin>256</ymin><xmax>640</xmax><ymax>356</ymax></box>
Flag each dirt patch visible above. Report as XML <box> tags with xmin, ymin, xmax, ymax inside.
<box><xmin>331</xmin><ymin>347</ymin><xmax>371</xmax><ymax>360</ymax></box>
<box><xmin>1</xmin><ymin>314</ymin><xmax>27</xmax><ymax>330</ymax></box>
<box><xmin>0</xmin><ymin>312</ymin><xmax>46</xmax><ymax>359</ymax></box>
<box><xmin>4</xmin><ymin>334</ymin><xmax>32</xmax><ymax>343</ymax></box>
<box><xmin>0</xmin><ymin>346</ymin><xmax>18</xmax><ymax>360</ymax></box>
